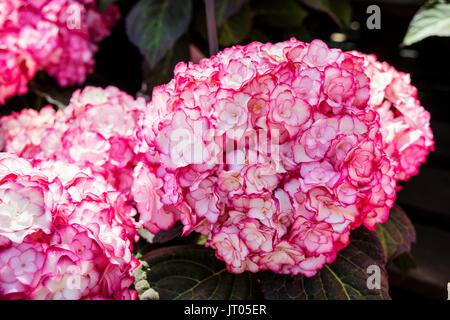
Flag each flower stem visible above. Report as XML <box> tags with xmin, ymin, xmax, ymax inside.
<box><xmin>204</xmin><ymin>0</ymin><xmax>218</xmax><ymax>57</ymax></box>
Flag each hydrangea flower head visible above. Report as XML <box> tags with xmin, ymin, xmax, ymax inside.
<box><xmin>0</xmin><ymin>0</ymin><xmax>119</xmax><ymax>104</ymax></box>
<box><xmin>0</xmin><ymin>86</ymin><xmax>154</xmax><ymax>237</ymax></box>
<box><xmin>0</xmin><ymin>153</ymin><xmax>138</xmax><ymax>299</ymax></box>
<box><xmin>1</xmin><ymin>86</ymin><xmax>146</xmax><ymax>190</ymax></box>
<box><xmin>351</xmin><ymin>51</ymin><xmax>434</xmax><ymax>181</ymax></box>
<box><xmin>135</xmin><ymin>39</ymin><xmax>398</xmax><ymax>276</ymax></box>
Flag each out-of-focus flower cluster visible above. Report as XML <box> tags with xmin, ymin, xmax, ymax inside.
<box><xmin>0</xmin><ymin>0</ymin><xmax>119</xmax><ymax>104</ymax></box>
<box><xmin>351</xmin><ymin>52</ymin><xmax>434</xmax><ymax>181</ymax></box>
<box><xmin>135</xmin><ymin>39</ymin><xmax>400</xmax><ymax>276</ymax></box>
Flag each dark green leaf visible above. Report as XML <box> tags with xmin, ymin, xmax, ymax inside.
<box><xmin>298</xmin><ymin>0</ymin><xmax>351</xmax><ymax>30</ymax></box>
<box><xmin>329</xmin><ymin>0</ymin><xmax>352</xmax><ymax>27</ymax></box>
<box><xmin>392</xmin><ymin>252</ymin><xmax>417</xmax><ymax>276</ymax></box>
<box><xmin>138</xmin><ymin>221</ymin><xmax>184</xmax><ymax>244</ymax></box>
<box><xmin>126</xmin><ymin>0</ymin><xmax>192</xmax><ymax>68</ymax></box>
<box><xmin>142</xmin><ymin>245</ymin><xmax>261</xmax><ymax>300</ymax></box>
<box><xmin>375</xmin><ymin>204</ymin><xmax>416</xmax><ymax>262</ymax></box>
<box><xmin>218</xmin><ymin>4</ymin><xmax>252</xmax><ymax>46</ymax></box>
<box><xmin>29</xmin><ymin>74</ymin><xmax>75</xmax><ymax>109</ymax></box>
<box><xmin>215</xmin><ymin>0</ymin><xmax>249</xmax><ymax>26</ymax></box>
<box><xmin>97</xmin><ymin>0</ymin><xmax>118</xmax><ymax>12</ymax></box>
<box><xmin>141</xmin><ymin>35</ymin><xmax>190</xmax><ymax>93</ymax></box>
<box><xmin>194</xmin><ymin>0</ymin><xmax>249</xmax><ymax>44</ymax></box>
<box><xmin>284</xmin><ymin>27</ymin><xmax>313</xmax><ymax>43</ymax></box>
<box><xmin>402</xmin><ymin>3</ymin><xmax>450</xmax><ymax>46</ymax></box>
<box><xmin>259</xmin><ymin>227</ymin><xmax>390</xmax><ymax>300</ymax></box>
<box><xmin>248</xmin><ymin>29</ymin><xmax>271</xmax><ymax>43</ymax></box>
<box><xmin>297</xmin><ymin>0</ymin><xmax>328</xmax><ymax>12</ymax></box>
<box><xmin>253</xmin><ymin>0</ymin><xmax>308</xmax><ymax>28</ymax></box>
<box><xmin>132</xmin><ymin>237</ymin><xmax>152</xmax><ymax>260</ymax></box>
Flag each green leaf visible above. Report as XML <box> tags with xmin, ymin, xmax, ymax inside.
<box><xmin>392</xmin><ymin>252</ymin><xmax>416</xmax><ymax>276</ymax></box>
<box><xmin>141</xmin><ymin>245</ymin><xmax>261</xmax><ymax>300</ymax></box>
<box><xmin>28</xmin><ymin>74</ymin><xmax>74</xmax><ymax>109</ymax></box>
<box><xmin>248</xmin><ymin>29</ymin><xmax>271</xmax><ymax>43</ymax></box>
<box><xmin>194</xmin><ymin>0</ymin><xmax>249</xmax><ymax>44</ymax></box>
<box><xmin>138</xmin><ymin>221</ymin><xmax>184</xmax><ymax>244</ymax></box>
<box><xmin>284</xmin><ymin>27</ymin><xmax>313</xmax><ymax>43</ymax></box>
<box><xmin>259</xmin><ymin>227</ymin><xmax>390</xmax><ymax>300</ymax></box>
<box><xmin>253</xmin><ymin>0</ymin><xmax>308</xmax><ymax>28</ymax></box>
<box><xmin>298</xmin><ymin>0</ymin><xmax>352</xmax><ymax>30</ymax></box>
<box><xmin>215</xmin><ymin>0</ymin><xmax>249</xmax><ymax>26</ymax></box>
<box><xmin>218</xmin><ymin>4</ymin><xmax>252</xmax><ymax>46</ymax></box>
<box><xmin>141</xmin><ymin>33</ymin><xmax>190</xmax><ymax>93</ymax></box>
<box><xmin>402</xmin><ymin>3</ymin><xmax>450</xmax><ymax>46</ymax></box>
<box><xmin>329</xmin><ymin>0</ymin><xmax>352</xmax><ymax>27</ymax></box>
<box><xmin>375</xmin><ymin>204</ymin><xmax>416</xmax><ymax>262</ymax></box>
<box><xmin>126</xmin><ymin>0</ymin><xmax>192</xmax><ymax>68</ymax></box>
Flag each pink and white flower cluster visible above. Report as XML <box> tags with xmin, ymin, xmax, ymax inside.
<box><xmin>351</xmin><ymin>52</ymin><xmax>434</xmax><ymax>181</ymax></box>
<box><xmin>0</xmin><ymin>86</ymin><xmax>146</xmax><ymax>193</ymax></box>
<box><xmin>0</xmin><ymin>0</ymin><xmax>119</xmax><ymax>104</ymax></box>
<box><xmin>0</xmin><ymin>86</ymin><xmax>148</xmax><ymax>299</ymax></box>
<box><xmin>0</xmin><ymin>152</ymin><xmax>138</xmax><ymax>300</ymax></box>
<box><xmin>135</xmin><ymin>39</ymin><xmax>400</xmax><ymax>276</ymax></box>
<box><xmin>0</xmin><ymin>86</ymin><xmax>169</xmax><ymax>235</ymax></box>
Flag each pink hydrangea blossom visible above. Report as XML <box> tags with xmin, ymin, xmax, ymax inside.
<box><xmin>1</xmin><ymin>86</ymin><xmax>145</xmax><ymax>185</ymax></box>
<box><xmin>0</xmin><ymin>86</ymin><xmax>169</xmax><ymax>237</ymax></box>
<box><xmin>0</xmin><ymin>0</ymin><xmax>119</xmax><ymax>104</ymax></box>
<box><xmin>0</xmin><ymin>153</ymin><xmax>138</xmax><ymax>300</ymax></box>
<box><xmin>351</xmin><ymin>51</ymin><xmax>434</xmax><ymax>181</ymax></box>
<box><xmin>0</xmin><ymin>105</ymin><xmax>57</xmax><ymax>154</ymax></box>
<box><xmin>0</xmin><ymin>36</ymin><xmax>37</xmax><ymax>104</ymax></box>
<box><xmin>0</xmin><ymin>86</ymin><xmax>153</xmax><ymax>299</ymax></box>
<box><xmin>0</xmin><ymin>153</ymin><xmax>59</xmax><ymax>243</ymax></box>
<box><xmin>135</xmin><ymin>39</ymin><xmax>399</xmax><ymax>276</ymax></box>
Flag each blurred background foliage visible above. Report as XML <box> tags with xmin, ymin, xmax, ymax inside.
<box><xmin>4</xmin><ymin>0</ymin><xmax>449</xmax><ymax>114</ymax></box>
<box><xmin>127</xmin><ymin>0</ymin><xmax>356</xmax><ymax>94</ymax></box>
